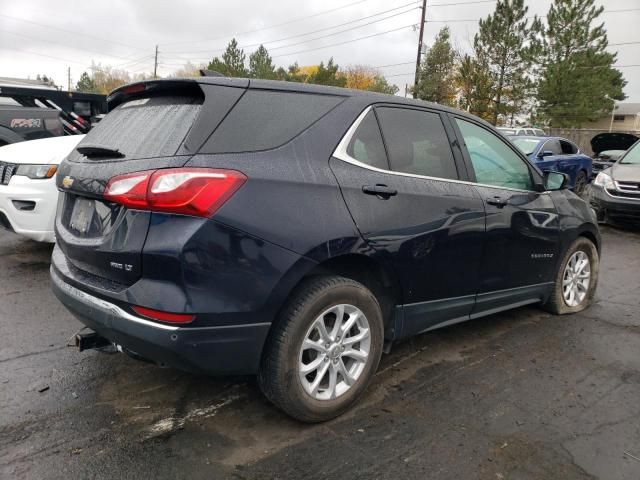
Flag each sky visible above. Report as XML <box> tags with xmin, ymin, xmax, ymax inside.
<box><xmin>0</xmin><ymin>0</ymin><xmax>638</xmax><ymax>101</ymax></box>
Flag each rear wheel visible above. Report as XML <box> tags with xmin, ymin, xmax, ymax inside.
<box><xmin>573</xmin><ymin>170</ymin><xmax>588</xmax><ymax>196</ymax></box>
<box><xmin>258</xmin><ymin>275</ymin><xmax>384</xmax><ymax>422</ymax></box>
<box><xmin>544</xmin><ymin>237</ymin><xmax>598</xmax><ymax>314</ymax></box>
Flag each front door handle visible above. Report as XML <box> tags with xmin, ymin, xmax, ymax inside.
<box><xmin>362</xmin><ymin>184</ymin><xmax>398</xmax><ymax>199</ymax></box>
<box><xmin>486</xmin><ymin>196</ymin><xmax>507</xmax><ymax>208</ymax></box>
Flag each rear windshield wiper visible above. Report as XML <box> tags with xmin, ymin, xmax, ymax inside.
<box><xmin>77</xmin><ymin>144</ymin><xmax>125</xmax><ymax>158</ymax></box>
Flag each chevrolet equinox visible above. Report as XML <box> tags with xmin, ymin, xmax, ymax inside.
<box><xmin>51</xmin><ymin>78</ymin><xmax>600</xmax><ymax>422</ymax></box>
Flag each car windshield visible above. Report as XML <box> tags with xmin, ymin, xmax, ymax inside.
<box><xmin>620</xmin><ymin>143</ymin><xmax>640</xmax><ymax>164</ymax></box>
<box><xmin>511</xmin><ymin>138</ymin><xmax>541</xmax><ymax>155</ymax></box>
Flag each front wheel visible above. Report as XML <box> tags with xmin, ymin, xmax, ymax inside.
<box><xmin>258</xmin><ymin>276</ymin><xmax>384</xmax><ymax>422</ymax></box>
<box><xmin>544</xmin><ymin>237</ymin><xmax>599</xmax><ymax>314</ymax></box>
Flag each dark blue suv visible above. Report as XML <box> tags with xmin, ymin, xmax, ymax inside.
<box><xmin>51</xmin><ymin>78</ymin><xmax>600</xmax><ymax>421</ymax></box>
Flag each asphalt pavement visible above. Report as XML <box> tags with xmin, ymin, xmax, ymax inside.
<box><xmin>1</xmin><ymin>226</ymin><xmax>639</xmax><ymax>480</ymax></box>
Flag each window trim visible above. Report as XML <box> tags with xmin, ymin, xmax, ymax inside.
<box><xmin>373</xmin><ymin>104</ymin><xmax>462</xmax><ymax>181</ymax></box>
<box><xmin>449</xmin><ymin>114</ymin><xmax>544</xmax><ymax>193</ymax></box>
<box><xmin>334</xmin><ymin>107</ymin><xmax>548</xmax><ymax>194</ymax></box>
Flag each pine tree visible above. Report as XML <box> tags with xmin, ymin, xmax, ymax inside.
<box><xmin>455</xmin><ymin>55</ymin><xmax>494</xmax><ymax>122</ymax></box>
<box><xmin>537</xmin><ymin>0</ymin><xmax>626</xmax><ymax>127</ymax></box>
<box><xmin>414</xmin><ymin>27</ymin><xmax>456</xmax><ymax>106</ymax></box>
<box><xmin>207</xmin><ymin>38</ymin><xmax>247</xmax><ymax>77</ymax></box>
<box><xmin>75</xmin><ymin>72</ymin><xmax>97</xmax><ymax>93</ymax></box>
<box><xmin>249</xmin><ymin>45</ymin><xmax>276</xmax><ymax>79</ymax></box>
<box><xmin>473</xmin><ymin>0</ymin><xmax>538</xmax><ymax>125</ymax></box>
<box><xmin>307</xmin><ymin>59</ymin><xmax>346</xmax><ymax>87</ymax></box>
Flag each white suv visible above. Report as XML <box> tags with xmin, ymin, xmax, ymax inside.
<box><xmin>0</xmin><ymin>135</ymin><xmax>84</xmax><ymax>242</ymax></box>
<box><xmin>498</xmin><ymin>126</ymin><xmax>546</xmax><ymax>136</ymax></box>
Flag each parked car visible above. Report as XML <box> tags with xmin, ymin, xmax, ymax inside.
<box><xmin>51</xmin><ymin>78</ymin><xmax>600</xmax><ymax>422</ymax></box>
<box><xmin>510</xmin><ymin>136</ymin><xmax>592</xmax><ymax>195</ymax></box>
<box><xmin>498</xmin><ymin>126</ymin><xmax>546</xmax><ymax>136</ymax></box>
<box><xmin>588</xmin><ymin>138</ymin><xmax>640</xmax><ymax>225</ymax></box>
<box><xmin>0</xmin><ymin>135</ymin><xmax>84</xmax><ymax>242</ymax></box>
<box><xmin>0</xmin><ymin>104</ymin><xmax>63</xmax><ymax>146</ymax></box>
<box><xmin>590</xmin><ymin>132</ymin><xmax>639</xmax><ymax>175</ymax></box>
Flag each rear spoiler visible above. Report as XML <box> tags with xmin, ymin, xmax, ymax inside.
<box><xmin>106</xmin><ymin>79</ymin><xmax>203</xmax><ymax>111</ymax></box>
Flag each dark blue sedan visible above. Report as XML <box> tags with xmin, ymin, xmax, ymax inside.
<box><xmin>510</xmin><ymin>136</ymin><xmax>593</xmax><ymax>194</ymax></box>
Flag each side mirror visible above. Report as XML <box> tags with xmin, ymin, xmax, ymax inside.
<box><xmin>538</xmin><ymin>150</ymin><xmax>554</xmax><ymax>158</ymax></box>
<box><xmin>544</xmin><ymin>171</ymin><xmax>568</xmax><ymax>191</ymax></box>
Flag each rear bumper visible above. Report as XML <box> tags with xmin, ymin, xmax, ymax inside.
<box><xmin>587</xmin><ymin>184</ymin><xmax>640</xmax><ymax>225</ymax></box>
<box><xmin>0</xmin><ymin>176</ymin><xmax>58</xmax><ymax>242</ymax></box>
<box><xmin>51</xmin><ymin>266</ymin><xmax>271</xmax><ymax>375</ymax></box>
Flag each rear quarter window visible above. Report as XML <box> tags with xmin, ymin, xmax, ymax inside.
<box><xmin>201</xmin><ymin>90</ymin><xmax>344</xmax><ymax>154</ymax></box>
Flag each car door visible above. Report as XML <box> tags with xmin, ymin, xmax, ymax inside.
<box><xmin>451</xmin><ymin>117</ymin><xmax>561</xmax><ymax>317</ymax></box>
<box><xmin>536</xmin><ymin>138</ymin><xmax>563</xmax><ymax>173</ymax></box>
<box><xmin>330</xmin><ymin>105</ymin><xmax>486</xmax><ymax>338</ymax></box>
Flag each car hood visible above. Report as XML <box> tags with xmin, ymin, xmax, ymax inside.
<box><xmin>0</xmin><ymin>135</ymin><xmax>85</xmax><ymax>165</ymax></box>
<box><xmin>610</xmin><ymin>163</ymin><xmax>640</xmax><ymax>182</ymax></box>
<box><xmin>590</xmin><ymin>133</ymin><xmax>639</xmax><ymax>155</ymax></box>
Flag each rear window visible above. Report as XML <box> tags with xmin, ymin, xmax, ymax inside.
<box><xmin>201</xmin><ymin>90</ymin><xmax>344</xmax><ymax>154</ymax></box>
<box><xmin>74</xmin><ymin>95</ymin><xmax>202</xmax><ymax>160</ymax></box>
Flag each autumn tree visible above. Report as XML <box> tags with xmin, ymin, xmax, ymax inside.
<box><xmin>414</xmin><ymin>27</ymin><xmax>456</xmax><ymax>106</ymax></box>
<box><xmin>536</xmin><ymin>0</ymin><xmax>626</xmax><ymax>127</ymax></box>
<box><xmin>455</xmin><ymin>55</ymin><xmax>494</xmax><ymax>122</ymax></box>
<box><xmin>343</xmin><ymin>65</ymin><xmax>398</xmax><ymax>94</ymax></box>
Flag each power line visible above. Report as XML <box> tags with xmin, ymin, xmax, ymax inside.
<box><xmin>163</xmin><ymin>2</ymin><xmax>420</xmax><ymax>55</ymax></box>
<box><xmin>160</xmin><ymin>0</ymin><xmax>372</xmax><ymax>47</ymax></box>
<box><xmin>271</xmin><ymin>23</ymin><xmax>416</xmax><ymax>59</ymax></box>
<box><xmin>426</xmin><ymin>7</ymin><xmax>640</xmax><ymax>23</ymax></box>
<box><xmin>0</xmin><ymin>13</ymin><xmax>148</xmax><ymax>53</ymax></box>
<box><xmin>2</xmin><ymin>29</ymin><xmax>141</xmax><ymax>62</ymax></box>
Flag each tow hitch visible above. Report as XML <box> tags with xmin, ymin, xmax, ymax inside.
<box><xmin>74</xmin><ymin>330</ymin><xmax>115</xmax><ymax>353</ymax></box>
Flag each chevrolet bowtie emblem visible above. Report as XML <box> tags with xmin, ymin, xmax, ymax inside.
<box><xmin>62</xmin><ymin>176</ymin><xmax>74</xmax><ymax>188</ymax></box>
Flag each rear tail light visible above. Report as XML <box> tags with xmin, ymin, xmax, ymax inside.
<box><xmin>104</xmin><ymin>168</ymin><xmax>246</xmax><ymax>217</ymax></box>
<box><xmin>132</xmin><ymin>305</ymin><xmax>195</xmax><ymax>324</ymax></box>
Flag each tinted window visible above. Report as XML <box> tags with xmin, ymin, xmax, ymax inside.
<box><xmin>560</xmin><ymin>140</ymin><xmax>577</xmax><ymax>154</ymax></box>
<box><xmin>73</xmin><ymin>95</ymin><xmax>202</xmax><ymax>161</ymax></box>
<box><xmin>543</xmin><ymin>139</ymin><xmax>563</xmax><ymax>155</ymax></box>
<box><xmin>203</xmin><ymin>90</ymin><xmax>343</xmax><ymax>153</ymax></box>
<box><xmin>456</xmin><ymin>118</ymin><xmax>533</xmax><ymax>191</ymax></box>
<box><xmin>346</xmin><ymin>111</ymin><xmax>388</xmax><ymax>169</ymax></box>
<box><xmin>376</xmin><ymin>107</ymin><xmax>457</xmax><ymax>179</ymax></box>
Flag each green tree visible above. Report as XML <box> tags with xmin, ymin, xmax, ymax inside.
<box><xmin>207</xmin><ymin>38</ymin><xmax>247</xmax><ymax>77</ymax></box>
<box><xmin>536</xmin><ymin>0</ymin><xmax>626</xmax><ymax>127</ymax></box>
<box><xmin>473</xmin><ymin>0</ymin><xmax>539</xmax><ymax>125</ymax></box>
<box><xmin>455</xmin><ymin>55</ymin><xmax>494</xmax><ymax>122</ymax></box>
<box><xmin>307</xmin><ymin>59</ymin><xmax>346</xmax><ymax>87</ymax></box>
<box><xmin>249</xmin><ymin>45</ymin><xmax>276</xmax><ymax>79</ymax></box>
<box><xmin>414</xmin><ymin>27</ymin><xmax>456</xmax><ymax>106</ymax></box>
<box><xmin>75</xmin><ymin>71</ymin><xmax>97</xmax><ymax>93</ymax></box>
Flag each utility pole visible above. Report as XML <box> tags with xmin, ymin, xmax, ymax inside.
<box><xmin>413</xmin><ymin>0</ymin><xmax>427</xmax><ymax>99</ymax></box>
<box><xmin>67</xmin><ymin>67</ymin><xmax>71</xmax><ymax>92</ymax></box>
<box><xmin>153</xmin><ymin>45</ymin><xmax>159</xmax><ymax>79</ymax></box>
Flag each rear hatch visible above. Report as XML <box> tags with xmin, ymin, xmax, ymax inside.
<box><xmin>55</xmin><ymin>79</ymin><xmax>246</xmax><ymax>286</ymax></box>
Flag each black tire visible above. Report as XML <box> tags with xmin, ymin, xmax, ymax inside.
<box><xmin>573</xmin><ymin>170</ymin><xmax>588</xmax><ymax>196</ymax></box>
<box><xmin>544</xmin><ymin>237</ymin><xmax>599</xmax><ymax>315</ymax></box>
<box><xmin>258</xmin><ymin>275</ymin><xmax>384</xmax><ymax>422</ymax></box>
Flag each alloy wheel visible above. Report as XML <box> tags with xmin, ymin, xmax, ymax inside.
<box><xmin>298</xmin><ymin>304</ymin><xmax>371</xmax><ymax>401</ymax></box>
<box><xmin>562</xmin><ymin>250</ymin><xmax>591</xmax><ymax>307</ymax></box>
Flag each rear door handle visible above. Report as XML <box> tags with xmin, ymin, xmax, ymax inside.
<box><xmin>486</xmin><ymin>196</ymin><xmax>507</xmax><ymax>208</ymax></box>
<box><xmin>362</xmin><ymin>184</ymin><xmax>398</xmax><ymax>199</ymax></box>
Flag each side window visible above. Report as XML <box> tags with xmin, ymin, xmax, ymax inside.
<box><xmin>375</xmin><ymin>107</ymin><xmax>458</xmax><ymax>180</ymax></box>
<box><xmin>543</xmin><ymin>139</ymin><xmax>563</xmax><ymax>155</ymax></box>
<box><xmin>455</xmin><ymin>118</ymin><xmax>534</xmax><ymax>191</ymax></box>
<box><xmin>346</xmin><ymin>110</ymin><xmax>389</xmax><ymax>170</ymax></box>
<box><xmin>559</xmin><ymin>140</ymin><xmax>577</xmax><ymax>154</ymax></box>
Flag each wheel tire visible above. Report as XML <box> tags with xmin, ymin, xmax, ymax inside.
<box><xmin>573</xmin><ymin>170</ymin><xmax>588</xmax><ymax>196</ymax></box>
<box><xmin>544</xmin><ymin>237</ymin><xmax>599</xmax><ymax>315</ymax></box>
<box><xmin>258</xmin><ymin>275</ymin><xmax>384</xmax><ymax>423</ymax></box>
